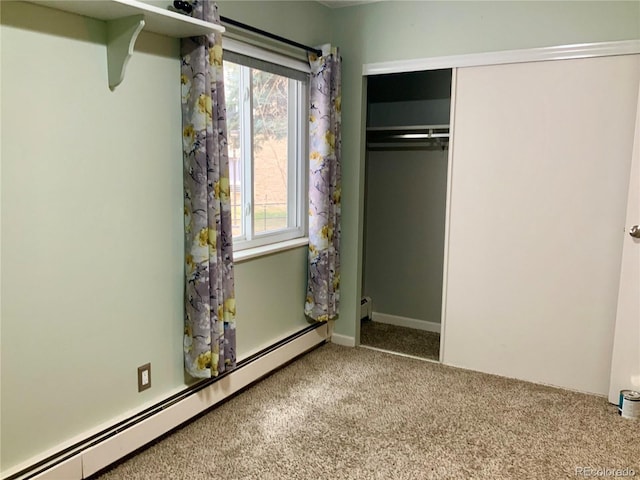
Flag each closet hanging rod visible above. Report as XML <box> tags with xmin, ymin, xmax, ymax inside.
<box><xmin>220</xmin><ymin>16</ymin><xmax>323</xmax><ymax>57</ymax></box>
<box><xmin>367</xmin><ymin>126</ymin><xmax>449</xmax><ymax>140</ymax></box>
<box><xmin>366</xmin><ymin>125</ymin><xmax>450</xmax><ymax>149</ymax></box>
<box><xmin>366</xmin><ymin>142</ymin><xmax>448</xmax><ymax>149</ymax></box>
<box><xmin>366</xmin><ymin>124</ymin><xmax>449</xmax><ymax>132</ymax></box>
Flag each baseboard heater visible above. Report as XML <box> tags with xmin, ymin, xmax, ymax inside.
<box><xmin>6</xmin><ymin>323</ymin><xmax>329</xmax><ymax>480</ymax></box>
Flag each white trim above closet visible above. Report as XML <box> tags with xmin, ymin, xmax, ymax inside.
<box><xmin>363</xmin><ymin>39</ymin><xmax>640</xmax><ymax>75</ymax></box>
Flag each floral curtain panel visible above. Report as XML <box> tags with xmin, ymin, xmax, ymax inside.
<box><xmin>181</xmin><ymin>0</ymin><xmax>236</xmax><ymax>378</ymax></box>
<box><xmin>305</xmin><ymin>46</ymin><xmax>342</xmax><ymax>321</ymax></box>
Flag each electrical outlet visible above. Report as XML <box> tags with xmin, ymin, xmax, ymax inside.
<box><xmin>137</xmin><ymin>363</ymin><xmax>151</xmax><ymax>392</ymax></box>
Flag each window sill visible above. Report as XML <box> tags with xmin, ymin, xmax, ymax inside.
<box><xmin>233</xmin><ymin>237</ymin><xmax>309</xmax><ymax>263</ymax></box>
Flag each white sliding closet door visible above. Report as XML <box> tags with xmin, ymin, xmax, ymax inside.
<box><xmin>443</xmin><ymin>55</ymin><xmax>640</xmax><ymax>395</ymax></box>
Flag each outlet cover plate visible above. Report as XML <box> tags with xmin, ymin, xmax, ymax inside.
<box><xmin>137</xmin><ymin>363</ymin><xmax>151</xmax><ymax>392</ymax></box>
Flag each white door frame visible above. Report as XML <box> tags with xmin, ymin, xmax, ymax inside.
<box><xmin>608</xmin><ymin>80</ymin><xmax>640</xmax><ymax>403</ymax></box>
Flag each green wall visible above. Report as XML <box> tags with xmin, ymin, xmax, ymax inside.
<box><xmin>0</xmin><ymin>1</ymin><xmax>330</xmax><ymax>473</ymax></box>
<box><xmin>235</xmin><ymin>247</ymin><xmax>311</xmax><ymax>359</ymax></box>
<box><xmin>330</xmin><ymin>0</ymin><xmax>640</xmax><ymax>341</ymax></box>
<box><xmin>217</xmin><ymin>0</ymin><xmax>332</xmax><ymax>48</ymax></box>
<box><xmin>1</xmin><ymin>3</ymin><xmax>184</xmax><ymax>470</ymax></box>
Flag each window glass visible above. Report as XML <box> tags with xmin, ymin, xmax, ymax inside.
<box><xmin>223</xmin><ymin>61</ymin><xmax>243</xmax><ymax>238</ymax></box>
<box><xmin>252</xmin><ymin>69</ymin><xmax>289</xmax><ymax>234</ymax></box>
<box><xmin>223</xmin><ymin>54</ymin><xmax>307</xmax><ymax>250</ymax></box>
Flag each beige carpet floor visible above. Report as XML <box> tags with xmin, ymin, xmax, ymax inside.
<box><xmin>94</xmin><ymin>344</ymin><xmax>639</xmax><ymax>480</ymax></box>
<box><xmin>360</xmin><ymin>320</ymin><xmax>440</xmax><ymax>360</ymax></box>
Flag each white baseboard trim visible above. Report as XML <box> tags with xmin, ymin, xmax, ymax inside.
<box><xmin>16</xmin><ymin>324</ymin><xmax>328</xmax><ymax>480</ymax></box>
<box><xmin>331</xmin><ymin>333</ymin><xmax>356</xmax><ymax>347</ymax></box>
<box><xmin>371</xmin><ymin>312</ymin><xmax>441</xmax><ymax>333</ymax></box>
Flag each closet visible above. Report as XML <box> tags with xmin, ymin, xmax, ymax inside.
<box><xmin>360</xmin><ymin>69</ymin><xmax>452</xmax><ymax>361</ymax></box>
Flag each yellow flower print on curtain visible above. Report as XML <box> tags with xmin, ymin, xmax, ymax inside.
<box><xmin>181</xmin><ymin>0</ymin><xmax>236</xmax><ymax>378</ymax></box>
<box><xmin>305</xmin><ymin>46</ymin><xmax>342</xmax><ymax>322</ymax></box>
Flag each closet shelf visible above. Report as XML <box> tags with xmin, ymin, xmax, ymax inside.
<box><xmin>30</xmin><ymin>0</ymin><xmax>224</xmax><ymax>37</ymax></box>
<box><xmin>30</xmin><ymin>0</ymin><xmax>225</xmax><ymax>90</ymax></box>
<box><xmin>366</xmin><ymin>124</ymin><xmax>449</xmax><ymax>132</ymax></box>
<box><xmin>367</xmin><ymin>125</ymin><xmax>450</xmax><ymax>149</ymax></box>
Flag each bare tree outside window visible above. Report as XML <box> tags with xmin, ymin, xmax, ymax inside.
<box><xmin>224</xmin><ymin>57</ymin><xmax>303</xmax><ymax>247</ymax></box>
<box><xmin>252</xmin><ymin>69</ymin><xmax>288</xmax><ymax>234</ymax></box>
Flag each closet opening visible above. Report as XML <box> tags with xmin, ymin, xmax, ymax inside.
<box><xmin>360</xmin><ymin>68</ymin><xmax>452</xmax><ymax>362</ymax></box>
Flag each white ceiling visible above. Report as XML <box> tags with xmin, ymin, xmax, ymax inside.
<box><xmin>317</xmin><ymin>0</ymin><xmax>382</xmax><ymax>9</ymax></box>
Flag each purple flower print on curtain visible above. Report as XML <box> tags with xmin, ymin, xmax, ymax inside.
<box><xmin>305</xmin><ymin>45</ymin><xmax>342</xmax><ymax>322</ymax></box>
<box><xmin>181</xmin><ymin>1</ymin><xmax>236</xmax><ymax>378</ymax></box>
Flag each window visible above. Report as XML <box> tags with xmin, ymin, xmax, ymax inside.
<box><xmin>224</xmin><ymin>46</ymin><xmax>308</xmax><ymax>251</ymax></box>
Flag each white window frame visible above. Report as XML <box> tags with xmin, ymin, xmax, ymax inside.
<box><xmin>223</xmin><ymin>39</ymin><xmax>309</xmax><ymax>253</ymax></box>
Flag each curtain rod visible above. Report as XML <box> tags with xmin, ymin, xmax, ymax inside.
<box><xmin>219</xmin><ymin>16</ymin><xmax>323</xmax><ymax>57</ymax></box>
